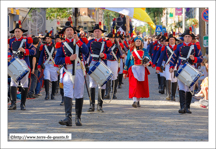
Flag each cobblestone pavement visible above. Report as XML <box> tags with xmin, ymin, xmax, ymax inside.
<box><xmin>8</xmin><ymin>67</ymin><xmax>208</xmax><ymax>141</ymax></box>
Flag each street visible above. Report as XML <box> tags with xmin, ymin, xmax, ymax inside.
<box><xmin>8</xmin><ymin>67</ymin><xmax>208</xmax><ymax>141</ymax></box>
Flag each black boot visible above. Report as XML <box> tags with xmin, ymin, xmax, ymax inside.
<box><xmin>178</xmin><ymin>90</ymin><xmax>186</xmax><ymax>114</ymax></box>
<box><xmin>113</xmin><ymin>79</ymin><xmax>118</xmax><ymax>99</ymax></box>
<box><xmin>51</xmin><ymin>81</ymin><xmax>57</xmax><ymax>100</ymax></box>
<box><xmin>166</xmin><ymin>80</ymin><xmax>171</xmax><ymax>100</ymax></box>
<box><xmin>8</xmin><ymin>86</ymin><xmax>17</xmax><ymax>110</ymax></box>
<box><xmin>44</xmin><ymin>80</ymin><xmax>49</xmax><ymax>100</ymax></box>
<box><xmin>75</xmin><ymin>98</ymin><xmax>83</xmax><ymax>126</ymax></box>
<box><xmin>137</xmin><ymin>101</ymin><xmax>141</xmax><ymax>107</ymax></box>
<box><xmin>59</xmin><ymin>97</ymin><xmax>72</xmax><ymax>126</ymax></box>
<box><xmin>87</xmin><ymin>88</ymin><xmax>95</xmax><ymax>112</ymax></box>
<box><xmin>159</xmin><ymin>77</ymin><xmax>165</xmax><ymax>94</ymax></box>
<box><xmin>118</xmin><ymin>74</ymin><xmax>123</xmax><ymax>88</ymax></box>
<box><xmin>20</xmin><ymin>88</ymin><xmax>28</xmax><ymax>110</ymax></box>
<box><xmin>185</xmin><ymin>92</ymin><xmax>192</xmax><ymax>114</ymax></box>
<box><xmin>104</xmin><ymin>80</ymin><xmax>111</xmax><ymax>99</ymax></box>
<box><xmin>171</xmin><ymin>82</ymin><xmax>177</xmax><ymax>101</ymax></box>
<box><xmin>157</xmin><ymin>74</ymin><xmax>161</xmax><ymax>89</ymax></box>
<box><xmin>60</xmin><ymin>88</ymin><xmax>64</xmax><ymax>106</ymax></box>
<box><xmin>97</xmin><ymin>89</ymin><xmax>105</xmax><ymax>112</ymax></box>
<box><xmin>132</xmin><ymin>101</ymin><xmax>138</xmax><ymax>108</ymax></box>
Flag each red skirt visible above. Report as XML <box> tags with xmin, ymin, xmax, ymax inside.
<box><xmin>128</xmin><ymin>66</ymin><xmax>150</xmax><ymax>98</ymax></box>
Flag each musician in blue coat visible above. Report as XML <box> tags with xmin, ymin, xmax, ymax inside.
<box><xmin>152</xmin><ymin>35</ymin><xmax>167</xmax><ymax>94</ymax></box>
<box><xmin>38</xmin><ymin>30</ymin><xmax>58</xmax><ymax>100</ymax></box>
<box><xmin>55</xmin><ymin>20</ymin><xmax>89</xmax><ymax>126</ymax></box>
<box><xmin>86</xmin><ymin>23</ymin><xmax>113</xmax><ymax>113</ymax></box>
<box><xmin>103</xmin><ymin>31</ymin><xmax>126</xmax><ymax>99</ymax></box>
<box><xmin>169</xmin><ymin>28</ymin><xmax>203</xmax><ymax>114</ymax></box>
<box><xmin>155</xmin><ymin>32</ymin><xmax>179</xmax><ymax>101</ymax></box>
<box><xmin>8</xmin><ymin>21</ymin><xmax>36</xmax><ymax>110</ymax></box>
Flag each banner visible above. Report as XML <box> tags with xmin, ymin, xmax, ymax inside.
<box><xmin>175</xmin><ymin>8</ymin><xmax>182</xmax><ymax>16</ymax></box>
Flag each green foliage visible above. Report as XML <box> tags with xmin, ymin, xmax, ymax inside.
<box><xmin>103</xmin><ymin>9</ymin><xmax>120</xmax><ymax>32</ymax></box>
<box><xmin>136</xmin><ymin>25</ymin><xmax>147</xmax><ymax>34</ymax></box>
<box><xmin>46</xmin><ymin>8</ymin><xmax>72</xmax><ymax>20</ymax></box>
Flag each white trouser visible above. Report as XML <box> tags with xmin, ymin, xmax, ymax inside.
<box><xmin>165</xmin><ymin>64</ymin><xmax>177</xmax><ymax>82</ymax></box>
<box><xmin>88</xmin><ymin>61</ymin><xmax>106</xmax><ymax>89</ymax></box>
<box><xmin>118</xmin><ymin>58</ymin><xmax>124</xmax><ymax>74</ymax></box>
<box><xmin>159</xmin><ymin>61</ymin><xmax>165</xmax><ymax>77</ymax></box>
<box><xmin>10</xmin><ymin>59</ymin><xmax>29</xmax><ymax>88</ymax></box>
<box><xmin>44</xmin><ymin>62</ymin><xmax>58</xmax><ymax>81</ymax></box>
<box><xmin>177</xmin><ymin>64</ymin><xmax>194</xmax><ymax>92</ymax></box>
<box><xmin>63</xmin><ymin>64</ymin><xmax>85</xmax><ymax>99</ymax></box>
<box><xmin>59</xmin><ymin>67</ymin><xmax>64</xmax><ymax>84</ymax></box>
<box><xmin>107</xmin><ymin>60</ymin><xmax>118</xmax><ymax>80</ymax></box>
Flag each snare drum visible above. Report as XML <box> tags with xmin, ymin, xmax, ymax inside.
<box><xmin>87</xmin><ymin>61</ymin><xmax>113</xmax><ymax>86</ymax></box>
<box><xmin>176</xmin><ymin>62</ymin><xmax>202</xmax><ymax>88</ymax></box>
<box><xmin>8</xmin><ymin>57</ymin><xmax>30</xmax><ymax>82</ymax></box>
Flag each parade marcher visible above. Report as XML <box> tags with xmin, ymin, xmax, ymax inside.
<box><xmin>104</xmin><ymin>31</ymin><xmax>126</xmax><ymax>99</ymax></box>
<box><xmin>123</xmin><ymin>36</ymin><xmax>151</xmax><ymax>108</ymax></box>
<box><xmin>38</xmin><ymin>30</ymin><xmax>59</xmax><ymax>100</ymax></box>
<box><xmin>169</xmin><ymin>27</ymin><xmax>203</xmax><ymax>114</ymax></box>
<box><xmin>155</xmin><ymin>32</ymin><xmax>179</xmax><ymax>101</ymax></box>
<box><xmin>55</xmin><ymin>20</ymin><xmax>89</xmax><ymax>126</ymax></box>
<box><xmin>86</xmin><ymin>23</ymin><xmax>112</xmax><ymax>113</ymax></box>
<box><xmin>54</xmin><ymin>34</ymin><xmax>65</xmax><ymax>105</ymax></box>
<box><xmin>118</xmin><ymin>34</ymin><xmax>127</xmax><ymax>88</ymax></box>
<box><xmin>8</xmin><ymin>20</ymin><xmax>36</xmax><ymax>110</ymax></box>
<box><xmin>152</xmin><ymin>35</ymin><xmax>166</xmax><ymax>94</ymax></box>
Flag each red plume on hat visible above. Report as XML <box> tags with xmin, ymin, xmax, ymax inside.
<box><xmin>173</xmin><ymin>31</ymin><xmax>175</xmax><ymax>36</ymax></box>
<box><xmin>112</xmin><ymin>29</ymin><xmax>115</xmax><ymax>37</ymax></box>
<box><xmin>164</xmin><ymin>32</ymin><xmax>168</xmax><ymax>39</ymax></box>
<box><xmin>99</xmin><ymin>22</ymin><xmax>102</xmax><ymax>29</ymax></box>
<box><xmin>18</xmin><ymin>20</ymin><xmax>22</xmax><ymax>28</ymax></box>
<box><xmin>68</xmin><ymin>17</ymin><xmax>73</xmax><ymax>27</ymax></box>
<box><xmin>113</xmin><ymin>18</ymin><xmax>116</xmax><ymax>21</ymax></box>
<box><xmin>49</xmin><ymin>30</ymin><xmax>52</xmax><ymax>37</ymax></box>
<box><xmin>189</xmin><ymin>27</ymin><xmax>192</xmax><ymax>34</ymax></box>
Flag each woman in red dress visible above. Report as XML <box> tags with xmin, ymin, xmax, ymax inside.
<box><xmin>123</xmin><ymin>36</ymin><xmax>152</xmax><ymax>108</ymax></box>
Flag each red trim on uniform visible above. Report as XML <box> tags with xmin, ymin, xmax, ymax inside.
<box><xmin>38</xmin><ymin>65</ymin><xmax>41</xmax><ymax>69</ymax></box>
<box><xmin>154</xmin><ymin>46</ymin><xmax>156</xmax><ymax>50</ymax></box>
<box><xmin>8</xmin><ymin>55</ymin><xmax>11</xmax><ymax>58</ymax></box>
<box><xmin>54</xmin><ymin>64</ymin><xmax>58</xmax><ymax>67</ymax></box>
<box><xmin>196</xmin><ymin>42</ymin><xmax>201</xmax><ymax>50</ymax></box>
<box><xmin>170</xmin><ymin>66</ymin><xmax>174</xmax><ymax>69</ymax></box>
<box><xmin>152</xmin><ymin>64</ymin><xmax>155</xmax><ymax>68</ymax></box>
<box><xmin>123</xmin><ymin>70</ymin><xmax>128</xmax><ymax>74</ymax></box>
<box><xmin>39</xmin><ymin>45</ymin><xmax>44</xmax><ymax>51</ymax></box>
<box><xmin>55</xmin><ymin>42</ymin><xmax>62</xmax><ymax>49</ymax></box>
<box><xmin>102</xmin><ymin>53</ymin><xmax>107</xmax><ymax>60</ymax></box>
<box><xmin>24</xmin><ymin>49</ymin><xmax>29</xmax><ymax>56</ymax></box>
<box><xmin>156</xmin><ymin>67</ymin><xmax>160</xmax><ymax>71</ymax></box>
<box><xmin>81</xmin><ymin>37</ymin><xmax>88</xmax><ymax>44</ymax></box>
<box><xmin>192</xmin><ymin>57</ymin><xmax>198</xmax><ymax>63</ymax></box>
<box><xmin>183</xmin><ymin>42</ymin><xmax>192</xmax><ymax>46</ymax></box>
<box><xmin>15</xmin><ymin>36</ymin><xmax>23</xmax><ymax>41</ymax></box>
<box><xmin>149</xmin><ymin>61</ymin><xmax>152</xmax><ymax>65</ymax></box>
<box><xmin>27</xmin><ymin>37</ymin><xmax>33</xmax><ymax>44</ymax></box>
<box><xmin>119</xmin><ymin>43</ymin><xmax>124</xmax><ymax>49</ymax></box>
<box><xmin>76</xmin><ymin>40</ymin><xmax>83</xmax><ymax>47</ymax></box>
<box><xmin>65</xmin><ymin>56</ymin><xmax>72</xmax><ymax>64</ymax></box>
<box><xmin>161</xmin><ymin>46</ymin><xmax>165</xmax><ymax>51</ymax></box>
<box><xmin>106</xmin><ymin>40</ymin><xmax>113</xmax><ymax>48</ymax></box>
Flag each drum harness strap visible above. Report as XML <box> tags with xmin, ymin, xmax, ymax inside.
<box><xmin>111</xmin><ymin>44</ymin><xmax>118</xmax><ymax>61</ymax></box>
<box><xmin>165</xmin><ymin>46</ymin><xmax>174</xmax><ymax>65</ymax></box>
<box><xmin>63</xmin><ymin>41</ymin><xmax>86</xmax><ymax>85</ymax></box>
<box><xmin>13</xmin><ymin>39</ymin><xmax>26</xmax><ymax>55</ymax></box>
<box><xmin>90</xmin><ymin>41</ymin><xmax>105</xmax><ymax>59</ymax></box>
<box><xmin>179</xmin><ymin>45</ymin><xmax>194</xmax><ymax>61</ymax></box>
<box><xmin>44</xmin><ymin>45</ymin><xmax>55</xmax><ymax>65</ymax></box>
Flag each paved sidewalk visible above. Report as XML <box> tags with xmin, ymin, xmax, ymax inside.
<box><xmin>8</xmin><ymin>67</ymin><xmax>208</xmax><ymax>141</ymax></box>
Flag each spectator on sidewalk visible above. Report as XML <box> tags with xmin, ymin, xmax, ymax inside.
<box><xmin>35</xmin><ymin>37</ymin><xmax>43</xmax><ymax>96</ymax></box>
<box><xmin>28</xmin><ymin>37</ymin><xmax>40</xmax><ymax>98</ymax></box>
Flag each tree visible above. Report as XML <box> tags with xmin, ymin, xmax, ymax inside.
<box><xmin>146</xmin><ymin>8</ymin><xmax>164</xmax><ymax>35</ymax></box>
<box><xmin>103</xmin><ymin>9</ymin><xmax>120</xmax><ymax>32</ymax></box>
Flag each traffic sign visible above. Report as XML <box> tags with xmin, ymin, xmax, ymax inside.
<box><xmin>201</xmin><ymin>9</ymin><xmax>208</xmax><ymax>22</ymax></box>
<box><xmin>203</xmin><ymin>36</ymin><xmax>208</xmax><ymax>47</ymax></box>
<box><xmin>155</xmin><ymin>25</ymin><xmax>162</xmax><ymax>33</ymax></box>
<box><xmin>162</xmin><ymin>28</ymin><xmax>166</xmax><ymax>35</ymax></box>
